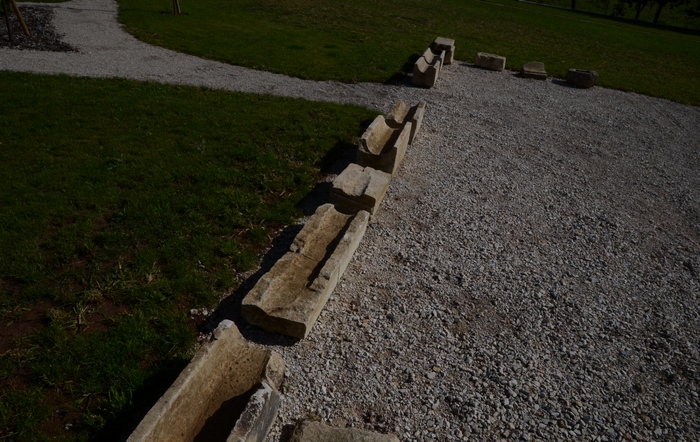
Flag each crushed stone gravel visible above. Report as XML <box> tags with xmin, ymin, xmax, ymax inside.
<box><xmin>2</xmin><ymin>1</ymin><xmax>700</xmax><ymax>441</ymax></box>
<box><xmin>0</xmin><ymin>5</ymin><xmax>75</xmax><ymax>51</ymax></box>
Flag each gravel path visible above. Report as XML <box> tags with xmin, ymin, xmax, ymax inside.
<box><xmin>2</xmin><ymin>2</ymin><xmax>700</xmax><ymax>441</ymax></box>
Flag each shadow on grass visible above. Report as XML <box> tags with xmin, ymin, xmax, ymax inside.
<box><xmin>385</xmin><ymin>54</ymin><xmax>420</xmax><ymax>88</ymax></box>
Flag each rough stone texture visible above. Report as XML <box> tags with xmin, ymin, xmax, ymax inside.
<box><xmin>290</xmin><ymin>420</ymin><xmax>400</xmax><ymax>442</ymax></box>
<box><xmin>357</xmin><ymin>116</ymin><xmax>412</xmax><ymax>175</ymax></box>
<box><xmin>431</xmin><ymin>37</ymin><xmax>455</xmax><ymax>65</ymax></box>
<box><xmin>128</xmin><ymin>320</ymin><xmax>283</xmax><ymax>442</ymax></box>
<box><xmin>241</xmin><ymin>205</ymin><xmax>369</xmax><ymax>339</ymax></box>
<box><xmin>229</xmin><ymin>382</ymin><xmax>282</xmax><ymax>442</ymax></box>
<box><xmin>474</xmin><ymin>52</ymin><xmax>506</xmax><ymax>71</ymax></box>
<box><xmin>385</xmin><ymin>100</ymin><xmax>410</xmax><ymax>129</ymax></box>
<box><xmin>331</xmin><ymin>163</ymin><xmax>392</xmax><ymax>216</ymax></box>
<box><xmin>412</xmin><ymin>50</ymin><xmax>442</xmax><ymax>88</ymax></box>
<box><xmin>521</xmin><ymin>61</ymin><xmax>547</xmax><ymax>80</ymax></box>
<box><xmin>566</xmin><ymin>68</ymin><xmax>599</xmax><ymax>88</ymax></box>
<box><xmin>407</xmin><ymin>101</ymin><xmax>426</xmax><ymax>144</ymax></box>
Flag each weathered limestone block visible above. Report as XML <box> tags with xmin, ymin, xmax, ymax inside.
<box><xmin>521</xmin><ymin>61</ymin><xmax>547</xmax><ymax>80</ymax></box>
<box><xmin>290</xmin><ymin>420</ymin><xmax>400</xmax><ymax>442</ymax></box>
<box><xmin>357</xmin><ymin>115</ymin><xmax>412</xmax><ymax>175</ymax></box>
<box><xmin>128</xmin><ymin>320</ymin><xmax>284</xmax><ymax>442</ymax></box>
<box><xmin>475</xmin><ymin>52</ymin><xmax>505</xmax><ymax>72</ymax></box>
<box><xmin>431</xmin><ymin>36</ymin><xmax>455</xmax><ymax>64</ymax></box>
<box><xmin>330</xmin><ymin>163</ymin><xmax>391</xmax><ymax>216</ymax></box>
<box><xmin>566</xmin><ymin>69</ymin><xmax>598</xmax><ymax>88</ymax></box>
<box><xmin>242</xmin><ymin>204</ymin><xmax>369</xmax><ymax>339</ymax></box>
<box><xmin>384</xmin><ymin>100</ymin><xmax>427</xmax><ymax>145</ymax></box>
<box><xmin>412</xmin><ymin>48</ymin><xmax>444</xmax><ymax>88</ymax></box>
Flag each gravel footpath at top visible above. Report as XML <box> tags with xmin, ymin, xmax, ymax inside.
<box><xmin>2</xmin><ymin>2</ymin><xmax>700</xmax><ymax>441</ymax></box>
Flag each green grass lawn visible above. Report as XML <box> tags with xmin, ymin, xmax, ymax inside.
<box><xmin>0</xmin><ymin>71</ymin><xmax>375</xmax><ymax>442</ymax></box>
<box><xmin>117</xmin><ymin>0</ymin><xmax>700</xmax><ymax>105</ymax></box>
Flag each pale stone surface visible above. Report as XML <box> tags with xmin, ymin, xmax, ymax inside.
<box><xmin>357</xmin><ymin>117</ymin><xmax>412</xmax><ymax>175</ymax></box>
<box><xmin>521</xmin><ymin>61</ymin><xmax>547</xmax><ymax>80</ymax></box>
<box><xmin>431</xmin><ymin>37</ymin><xmax>455</xmax><ymax>65</ymax></box>
<box><xmin>241</xmin><ymin>204</ymin><xmax>369</xmax><ymax>339</ymax></box>
<box><xmin>475</xmin><ymin>52</ymin><xmax>506</xmax><ymax>71</ymax></box>
<box><xmin>331</xmin><ymin>163</ymin><xmax>391</xmax><ymax>216</ymax></box>
<box><xmin>412</xmin><ymin>49</ymin><xmax>442</xmax><ymax>88</ymax></box>
<box><xmin>385</xmin><ymin>100</ymin><xmax>410</xmax><ymax>129</ymax></box>
<box><xmin>228</xmin><ymin>382</ymin><xmax>281</xmax><ymax>442</ymax></box>
<box><xmin>385</xmin><ymin>99</ymin><xmax>427</xmax><ymax>144</ymax></box>
<box><xmin>407</xmin><ymin>100</ymin><xmax>426</xmax><ymax>144</ymax></box>
<box><xmin>566</xmin><ymin>69</ymin><xmax>598</xmax><ymax>88</ymax></box>
<box><xmin>128</xmin><ymin>320</ymin><xmax>283</xmax><ymax>442</ymax></box>
<box><xmin>290</xmin><ymin>420</ymin><xmax>400</xmax><ymax>442</ymax></box>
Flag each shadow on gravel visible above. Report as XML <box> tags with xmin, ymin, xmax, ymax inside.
<box><xmin>551</xmin><ymin>78</ymin><xmax>578</xmax><ymax>89</ymax></box>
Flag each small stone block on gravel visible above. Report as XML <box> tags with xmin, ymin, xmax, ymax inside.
<box><xmin>407</xmin><ymin>100</ymin><xmax>426</xmax><ymax>144</ymax></box>
<box><xmin>331</xmin><ymin>163</ymin><xmax>391</xmax><ymax>216</ymax></box>
<box><xmin>241</xmin><ymin>204</ymin><xmax>369</xmax><ymax>339</ymax></box>
<box><xmin>566</xmin><ymin>69</ymin><xmax>599</xmax><ymax>88</ymax></box>
<box><xmin>290</xmin><ymin>420</ymin><xmax>400</xmax><ymax>442</ymax></box>
<box><xmin>475</xmin><ymin>52</ymin><xmax>506</xmax><ymax>71</ymax></box>
<box><xmin>128</xmin><ymin>320</ymin><xmax>284</xmax><ymax>442</ymax></box>
<box><xmin>412</xmin><ymin>49</ymin><xmax>443</xmax><ymax>88</ymax></box>
<box><xmin>357</xmin><ymin>115</ymin><xmax>412</xmax><ymax>175</ymax></box>
<box><xmin>431</xmin><ymin>37</ymin><xmax>455</xmax><ymax>64</ymax></box>
<box><xmin>384</xmin><ymin>100</ymin><xmax>426</xmax><ymax>144</ymax></box>
<box><xmin>521</xmin><ymin>61</ymin><xmax>547</xmax><ymax>80</ymax></box>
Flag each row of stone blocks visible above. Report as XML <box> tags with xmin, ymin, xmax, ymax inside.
<box><xmin>474</xmin><ymin>52</ymin><xmax>599</xmax><ymax>88</ymax></box>
<box><xmin>412</xmin><ymin>37</ymin><xmax>455</xmax><ymax>88</ymax></box>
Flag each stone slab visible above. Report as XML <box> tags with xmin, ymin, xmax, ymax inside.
<box><xmin>412</xmin><ymin>52</ymin><xmax>441</xmax><ymax>88</ymax></box>
<box><xmin>431</xmin><ymin>37</ymin><xmax>455</xmax><ymax>64</ymax></box>
<box><xmin>330</xmin><ymin>163</ymin><xmax>391</xmax><ymax>216</ymax></box>
<box><xmin>385</xmin><ymin>100</ymin><xmax>410</xmax><ymax>129</ymax></box>
<box><xmin>228</xmin><ymin>382</ymin><xmax>281</xmax><ymax>442</ymax></box>
<box><xmin>241</xmin><ymin>204</ymin><xmax>369</xmax><ymax>339</ymax></box>
<box><xmin>128</xmin><ymin>320</ymin><xmax>284</xmax><ymax>442</ymax></box>
<box><xmin>475</xmin><ymin>52</ymin><xmax>505</xmax><ymax>72</ymax></box>
<box><xmin>407</xmin><ymin>100</ymin><xmax>426</xmax><ymax>144</ymax></box>
<box><xmin>357</xmin><ymin>118</ymin><xmax>412</xmax><ymax>175</ymax></box>
<box><xmin>566</xmin><ymin>69</ymin><xmax>598</xmax><ymax>88</ymax></box>
<box><xmin>521</xmin><ymin>61</ymin><xmax>547</xmax><ymax>80</ymax></box>
<box><xmin>290</xmin><ymin>420</ymin><xmax>400</xmax><ymax>442</ymax></box>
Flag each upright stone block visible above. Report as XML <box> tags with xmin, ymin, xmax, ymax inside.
<box><xmin>290</xmin><ymin>420</ymin><xmax>400</xmax><ymax>442</ymax></box>
<box><xmin>331</xmin><ymin>163</ymin><xmax>391</xmax><ymax>216</ymax></box>
<box><xmin>521</xmin><ymin>61</ymin><xmax>547</xmax><ymax>80</ymax></box>
<box><xmin>128</xmin><ymin>320</ymin><xmax>284</xmax><ymax>442</ymax></box>
<box><xmin>475</xmin><ymin>52</ymin><xmax>505</xmax><ymax>71</ymax></box>
<box><xmin>384</xmin><ymin>100</ymin><xmax>426</xmax><ymax>145</ymax></box>
<box><xmin>412</xmin><ymin>48</ymin><xmax>444</xmax><ymax>88</ymax></box>
<box><xmin>431</xmin><ymin>36</ymin><xmax>455</xmax><ymax>64</ymax></box>
<box><xmin>566</xmin><ymin>69</ymin><xmax>598</xmax><ymax>88</ymax></box>
<box><xmin>241</xmin><ymin>204</ymin><xmax>369</xmax><ymax>339</ymax></box>
<box><xmin>357</xmin><ymin>115</ymin><xmax>412</xmax><ymax>175</ymax></box>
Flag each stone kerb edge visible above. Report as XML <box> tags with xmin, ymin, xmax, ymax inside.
<box><xmin>127</xmin><ymin>320</ymin><xmax>284</xmax><ymax>442</ymax></box>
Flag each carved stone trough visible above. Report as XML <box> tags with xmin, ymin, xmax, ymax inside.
<box><xmin>356</xmin><ymin>115</ymin><xmax>412</xmax><ymax>175</ymax></box>
<box><xmin>385</xmin><ymin>100</ymin><xmax>426</xmax><ymax>145</ymax></box>
<box><xmin>412</xmin><ymin>47</ymin><xmax>444</xmax><ymax>88</ymax></box>
<box><xmin>330</xmin><ymin>163</ymin><xmax>391</xmax><ymax>216</ymax></box>
<box><xmin>128</xmin><ymin>320</ymin><xmax>285</xmax><ymax>442</ymax></box>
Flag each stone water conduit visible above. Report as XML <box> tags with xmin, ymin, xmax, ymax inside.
<box><xmin>127</xmin><ymin>100</ymin><xmax>426</xmax><ymax>442</ymax></box>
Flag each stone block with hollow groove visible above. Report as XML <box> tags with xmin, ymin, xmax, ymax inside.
<box><xmin>127</xmin><ymin>320</ymin><xmax>284</xmax><ymax>442</ymax></box>
<box><xmin>566</xmin><ymin>69</ymin><xmax>598</xmax><ymax>88</ymax></box>
<box><xmin>412</xmin><ymin>48</ymin><xmax>444</xmax><ymax>88</ymax></box>
<box><xmin>290</xmin><ymin>420</ymin><xmax>400</xmax><ymax>442</ymax></box>
<box><xmin>241</xmin><ymin>204</ymin><xmax>369</xmax><ymax>339</ymax></box>
<box><xmin>431</xmin><ymin>36</ymin><xmax>455</xmax><ymax>65</ymax></box>
<box><xmin>330</xmin><ymin>163</ymin><xmax>391</xmax><ymax>216</ymax></box>
<box><xmin>356</xmin><ymin>115</ymin><xmax>412</xmax><ymax>175</ymax></box>
<box><xmin>474</xmin><ymin>52</ymin><xmax>506</xmax><ymax>72</ymax></box>
<box><xmin>384</xmin><ymin>100</ymin><xmax>427</xmax><ymax>145</ymax></box>
<box><xmin>521</xmin><ymin>61</ymin><xmax>547</xmax><ymax>80</ymax></box>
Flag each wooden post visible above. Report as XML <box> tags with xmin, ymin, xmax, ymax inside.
<box><xmin>9</xmin><ymin>0</ymin><xmax>29</xmax><ymax>36</ymax></box>
<box><xmin>172</xmin><ymin>0</ymin><xmax>181</xmax><ymax>15</ymax></box>
<box><xmin>2</xmin><ymin>0</ymin><xmax>13</xmax><ymax>44</ymax></box>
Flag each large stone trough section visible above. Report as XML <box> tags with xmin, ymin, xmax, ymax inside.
<box><xmin>128</xmin><ymin>320</ymin><xmax>285</xmax><ymax>442</ymax></box>
<box><xmin>242</xmin><ymin>204</ymin><xmax>370</xmax><ymax>339</ymax></box>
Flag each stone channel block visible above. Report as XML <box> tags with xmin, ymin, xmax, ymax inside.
<box><xmin>330</xmin><ymin>163</ymin><xmax>391</xmax><ymax>216</ymax></box>
<box><xmin>385</xmin><ymin>100</ymin><xmax>427</xmax><ymax>145</ymax></box>
<box><xmin>521</xmin><ymin>61</ymin><xmax>547</xmax><ymax>80</ymax></box>
<box><xmin>566</xmin><ymin>69</ymin><xmax>598</xmax><ymax>88</ymax></box>
<box><xmin>412</xmin><ymin>48</ymin><xmax>444</xmax><ymax>88</ymax></box>
<box><xmin>431</xmin><ymin>36</ymin><xmax>455</xmax><ymax>65</ymax></box>
<box><xmin>241</xmin><ymin>204</ymin><xmax>369</xmax><ymax>339</ymax></box>
<box><xmin>357</xmin><ymin>115</ymin><xmax>412</xmax><ymax>175</ymax></box>
<box><xmin>475</xmin><ymin>52</ymin><xmax>505</xmax><ymax>72</ymax></box>
<box><xmin>290</xmin><ymin>420</ymin><xmax>400</xmax><ymax>442</ymax></box>
<box><xmin>128</xmin><ymin>320</ymin><xmax>284</xmax><ymax>442</ymax></box>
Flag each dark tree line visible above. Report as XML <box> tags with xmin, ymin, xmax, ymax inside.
<box><xmin>569</xmin><ymin>0</ymin><xmax>698</xmax><ymax>24</ymax></box>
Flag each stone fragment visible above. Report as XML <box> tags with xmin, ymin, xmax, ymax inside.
<box><xmin>357</xmin><ymin>115</ymin><xmax>412</xmax><ymax>175</ymax></box>
<box><xmin>431</xmin><ymin>37</ymin><xmax>455</xmax><ymax>65</ymax></box>
<box><xmin>412</xmin><ymin>48</ymin><xmax>444</xmax><ymax>88</ymax></box>
<box><xmin>242</xmin><ymin>204</ymin><xmax>369</xmax><ymax>339</ymax></box>
<box><xmin>290</xmin><ymin>420</ymin><xmax>400</xmax><ymax>442</ymax></box>
<box><xmin>407</xmin><ymin>100</ymin><xmax>426</xmax><ymax>144</ymax></box>
<box><xmin>521</xmin><ymin>61</ymin><xmax>547</xmax><ymax>80</ymax></box>
<box><xmin>128</xmin><ymin>320</ymin><xmax>284</xmax><ymax>442</ymax></box>
<box><xmin>475</xmin><ymin>52</ymin><xmax>506</xmax><ymax>72</ymax></box>
<box><xmin>566</xmin><ymin>69</ymin><xmax>598</xmax><ymax>88</ymax></box>
<box><xmin>331</xmin><ymin>163</ymin><xmax>391</xmax><ymax>216</ymax></box>
<box><xmin>385</xmin><ymin>100</ymin><xmax>410</xmax><ymax>129</ymax></box>
<box><xmin>385</xmin><ymin>100</ymin><xmax>427</xmax><ymax>145</ymax></box>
